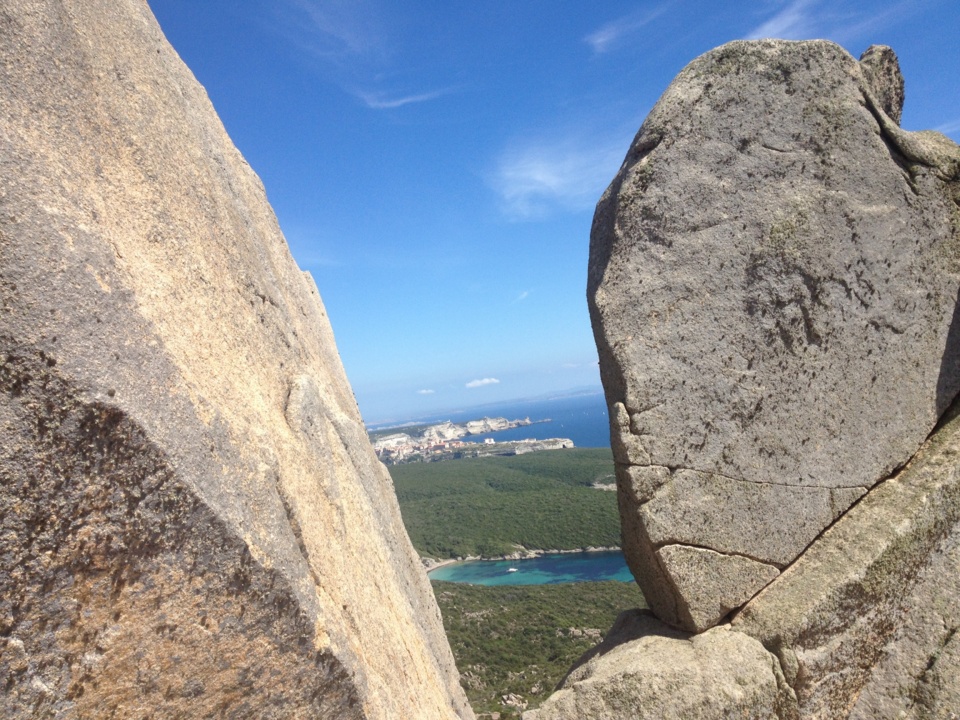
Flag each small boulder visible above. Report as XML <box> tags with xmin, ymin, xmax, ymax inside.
<box><xmin>525</xmin><ymin>611</ymin><xmax>795</xmax><ymax>719</ymax></box>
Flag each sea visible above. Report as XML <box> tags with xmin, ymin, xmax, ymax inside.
<box><xmin>428</xmin><ymin>550</ymin><xmax>631</xmax><ymax>586</ymax></box>
<box><xmin>370</xmin><ymin>390</ymin><xmax>611</xmax><ymax>448</ymax></box>
<box><xmin>391</xmin><ymin>390</ymin><xmax>622</xmax><ymax>586</ymax></box>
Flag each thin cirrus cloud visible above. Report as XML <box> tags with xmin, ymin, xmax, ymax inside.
<box><xmin>281</xmin><ymin>0</ymin><xmax>443</xmax><ymax>112</ymax></box>
<box><xmin>936</xmin><ymin>119</ymin><xmax>960</xmax><ymax>137</ymax></box>
<box><xmin>466</xmin><ymin>378</ymin><xmax>500</xmax><ymax>389</ymax></box>
<box><xmin>355</xmin><ymin>87</ymin><xmax>451</xmax><ymax>110</ymax></box>
<box><xmin>744</xmin><ymin>0</ymin><xmax>918</xmax><ymax>44</ymax></box>
<box><xmin>745</xmin><ymin>0</ymin><xmax>820</xmax><ymax>40</ymax></box>
<box><xmin>584</xmin><ymin>5</ymin><xmax>670</xmax><ymax>55</ymax></box>
<box><xmin>416</xmin><ymin>389</ymin><xmax>435</xmax><ymax>395</ymax></box>
<box><xmin>491</xmin><ymin>132</ymin><xmax>629</xmax><ymax>220</ymax></box>
<box><xmin>283</xmin><ymin>0</ymin><xmax>385</xmax><ymax>60</ymax></box>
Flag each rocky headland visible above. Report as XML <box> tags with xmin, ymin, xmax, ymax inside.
<box><xmin>372</xmin><ymin>416</ymin><xmax>569</xmax><ymax>464</ymax></box>
<box><xmin>373</xmin><ymin>416</ymin><xmax>538</xmax><ymax>446</ymax></box>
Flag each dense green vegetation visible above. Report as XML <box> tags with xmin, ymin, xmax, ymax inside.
<box><xmin>434</xmin><ymin>580</ymin><xmax>646</xmax><ymax>717</ymax></box>
<box><xmin>390</xmin><ymin>448</ymin><xmax>619</xmax><ymax>558</ymax></box>
<box><xmin>391</xmin><ymin>447</ymin><xmax>640</xmax><ymax>715</ymax></box>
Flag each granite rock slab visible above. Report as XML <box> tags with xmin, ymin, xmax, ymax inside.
<box><xmin>590</xmin><ymin>39</ymin><xmax>960</xmax><ymax>631</ymax></box>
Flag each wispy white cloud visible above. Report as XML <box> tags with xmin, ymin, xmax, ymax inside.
<box><xmin>466</xmin><ymin>378</ymin><xmax>500</xmax><ymax>389</ymax></box>
<box><xmin>355</xmin><ymin>87</ymin><xmax>450</xmax><ymax>110</ymax></box>
<box><xmin>491</xmin><ymin>131</ymin><xmax>630</xmax><ymax>220</ymax></box>
<box><xmin>416</xmin><ymin>389</ymin><xmax>435</xmax><ymax>395</ymax></box>
<box><xmin>285</xmin><ymin>0</ymin><xmax>385</xmax><ymax>59</ymax></box>
<box><xmin>745</xmin><ymin>0</ymin><xmax>819</xmax><ymax>40</ymax></box>
<box><xmin>514</xmin><ymin>290</ymin><xmax>530</xmax><ymax>303</ymax></box>
<box><xmin>585</xmin><ymin>6</ymin><xmax>670</xmax><ymax>54</ymax></box>
<box><xmin>279</xmin><ymin>1</ymin><xmax>446</xmax><ymax>112</ymax></box>
<box><xmin>745</xmin><ymin>0</ymin><xmax>922</xmax><ymax>44</ymax></box>
<box><xmin>935</xmin><ymin>119</ymin><xmax>960</xmax><ymax>136</ymax></box>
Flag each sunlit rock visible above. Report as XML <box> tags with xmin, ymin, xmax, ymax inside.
<box><xmin>589</xmin><ymin>39</ymin><xmax>960</xmax><ymax>632</ymax></box>
<box><xmin>0</xmin><ymin>1</ymin><xmax>471</xmax><ymax>717</ymax></box>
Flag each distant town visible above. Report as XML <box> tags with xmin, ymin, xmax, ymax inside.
<box><xmin>369</xmin><ymin>416</ymin><xmax>574</xmax><ymax>465</ymax></box>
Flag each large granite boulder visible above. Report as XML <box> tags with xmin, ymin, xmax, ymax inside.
<box><xmin>0</xmin><ymin>1</ymin><xmax>471</xmax><ymax>718</ymax></box>
<box><xmin>528</xmin><ymin>392</ymin><xmax>960</xmax><ymax>719</ymax></box>
<box><xmin>733</xmin><ymin>398</ymin><xmax>960</xmax><ymax>718</ymax></box>
<box><xmin>589</xmin><ymin>39</ymin><xmax>960</xmax><ymax>632</ymax></box>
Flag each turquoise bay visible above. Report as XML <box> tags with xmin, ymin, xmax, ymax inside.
<box><xmin>428</xmin><ymin>550</ymin><xmax>632</xmax><ymax>586</ymax></box>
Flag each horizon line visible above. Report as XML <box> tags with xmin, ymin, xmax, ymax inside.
<box><xmin>363</xmin><ymin>385</ymin><xmax>605</xmax><ymax>429</ymax></box>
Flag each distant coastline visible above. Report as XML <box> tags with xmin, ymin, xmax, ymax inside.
<box><xmin>423</xmin><ymin>545</ymin><xmax>621</xmax><ymax>573</ymax></box>
<box><xmin>370</xmin><ymin>415</ymin><xmax>576</xmax><ymax>464</ymax></box>
<box><xmin>369</xmin><ymin>392</ymin><xmax>611</xmax><ymax>450</ymax></box>
<box><xmin>364</xmin><ymin>386</ymin><xmax>605</xmax><ymax>431</ymax></box>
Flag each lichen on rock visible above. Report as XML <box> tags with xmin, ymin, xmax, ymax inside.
<box><xmin>589</xmin><ymin>38</ymin><xmax>960</xmax><ymax>633</ymax></box>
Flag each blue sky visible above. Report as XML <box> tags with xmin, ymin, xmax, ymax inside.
<box><xmin>148</xmin><ymin>0</ymin><xmax>959</xmax><ymax>424</ymax></box>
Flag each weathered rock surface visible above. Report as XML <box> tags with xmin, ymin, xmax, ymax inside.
<box><xmin>0</xmin><ymin>1</ymin><xmax>471</xmax><ymax>718</ymax></box>
<box><xmin>858</xmin><ymin>44</ymin><xmax>905</xmax><ymax>125</ymax></box>
<box><xmin>847</xmin><ymin>531</ymin><xmax>960</xmax><ymax>719</ymax></box>
<box><xmin>529</xmin><ymin>392</ymin><xmax>960</xmax><ymax>719</ymax></box>
<box><xmin>524</xmin><ymin>611</ymin><xmax>795</xmax><ymax>720</ymax></box>
<box><xmin>733</xmin><ymin>398</ymin><xmax>960</xmax><ymax>718</ymax></box>
<box><xmin>654</xmin><ymin>545</ymin><xmax>779</xmax><ymax>633</ymax></box>
<box><xmin>589</xmin><ymin>39</ymin><xmax>960</xmax><ymax>631</ymax></box>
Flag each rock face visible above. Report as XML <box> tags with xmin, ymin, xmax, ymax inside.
<box><xmin>0</xmin><ymin>2</ymin><xmax>471</xmax><ymax>718</ymax></box>
<box><xmin>734</xmin><ymin>398</ymin><xmax>960</xmax><ymax>718</ymax></box>
<box><xmin>525</xmin><ymin>611</ymin><xmax>794</xmax><ymax>720</ymax></box>
<box><xmin>529</xmin><ymin>391</ymin><xmax>960</xmax><ymax>719</ymax></box>
<box><xmin>589</xmin><ymin>39</ymin><xmax>960</xmax><ymax>632</ymax></box>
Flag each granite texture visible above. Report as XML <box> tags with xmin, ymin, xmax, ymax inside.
<box><xmin>0</xmin><ymin>1</ymin><xmax>472</xmax><ymax>717</ymax></box>
<box><xmin>589</xmin><ymin>39</ymin><xmax>960</xmax><ymax>631</ymax></box>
